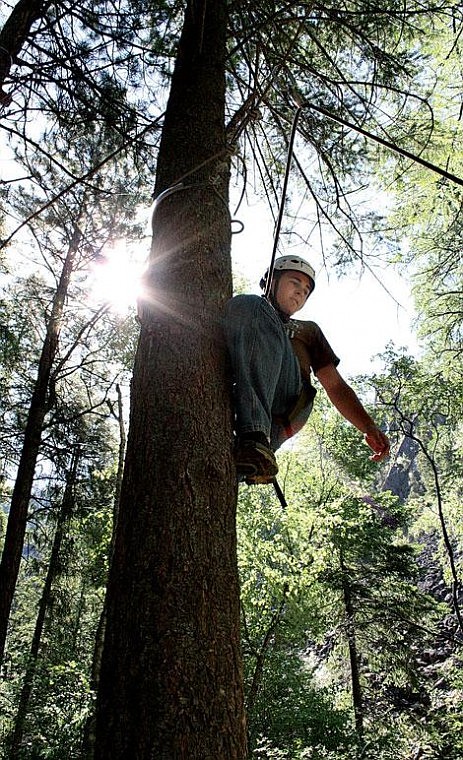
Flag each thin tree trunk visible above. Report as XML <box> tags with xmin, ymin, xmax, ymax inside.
<box><xmin>409</xmin><ymin>428</ymin><xmax>463</xmax><ymax>632</ymax></box>
<box><xmin>93</xmin><ymin>2</ymin><xmax>247</xmax><ymax>757</ymax></box>
<box><xmin>246</xmin><ymin>585</ymin><xmax>289</xmax><ymax>716</ymax></box>
<box><xmin>0</xmin><ymin>222</ymin><xmax>82</xmax><ymax>663</ymax></box>
<box><xmin>340</xmin><ymin>550</ymin><xmax>364</xmax><ymax>745</ymax></box>
<box><xmin>9</xmin><ymin>448</ymin><xmax>80</xmax><ymax>759</ymax></box>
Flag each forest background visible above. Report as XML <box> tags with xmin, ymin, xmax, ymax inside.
<box><xmin>0</xmin><ymin>1</ymin><xmax>462</xmax><ymax>759</ymax></box>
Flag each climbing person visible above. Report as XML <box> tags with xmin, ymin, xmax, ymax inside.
<box><xmin>223</xmin><ymin>255</ymin><xmax>390</xmax><ymax>484</ymax></box>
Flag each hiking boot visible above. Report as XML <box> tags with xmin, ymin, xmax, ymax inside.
<box><xmin>235</xmin><ymin>436</ymin><xmax>278</xmax><ymax>485</ymax></box>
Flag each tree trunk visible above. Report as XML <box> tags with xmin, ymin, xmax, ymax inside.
<box><xmin>0</xmin><ymin>0</ymin><xmax>50</xmax><ymax>103</ymax></box>
<box><xmin>93</xmin><ymin>2</ymin><xmax>247</xmax><ymax>758</ymax></box>
<box><xmin>0</xmin><ymin>222</ymin><xmax>82</xmax><ymax>663</ymax></box>
<box><xmin>9</xmin><ymin>448</ymin><xmax>80</xmax><ymax>759</ymax></box>
<box><xmin>82</xmin><ymin>385</ymin><xmax>126</xmax><ymax>759</ymax></box>
<box><xmin>246</xmin><ymin>586</ymin><xmax>289</xmax><ymax>716</ymax></box>
<box><xmin>340</xmin><ymin>550</ymin><xmax>364</xmax><ymax>746</ymax></box>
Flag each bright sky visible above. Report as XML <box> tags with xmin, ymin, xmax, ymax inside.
<box><xmin>231</xmin><ymin>201</ymin><xmax>420</xmax><ymax>379</ymax></box>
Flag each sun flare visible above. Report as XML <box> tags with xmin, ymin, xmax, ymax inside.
<box><xmin>89</xmin><ymin>242</ymin><xmax>145</xmax><ymax>314</ymax></box>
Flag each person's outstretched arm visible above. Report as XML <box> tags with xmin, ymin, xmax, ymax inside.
<box><xmin>316</xmin><ymin>364</ymin><xmax>390</xmax><ymax>462</ymax></box>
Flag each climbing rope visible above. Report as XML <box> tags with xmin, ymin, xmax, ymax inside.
<box><xmin>261</xmin><ymin>106</ymin><xmax>305</xmax><ymax>508</ymax></box>
<box><xmin>264</xmin><ymin>106</ymin><xmax>304</xmax><ymax>300</ymax></box>
<box><xmin>151</xmin><ymin>145</ymin><xmax>244</xmax><ymax>234</ymax></box>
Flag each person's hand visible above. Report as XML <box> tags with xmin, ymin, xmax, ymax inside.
<box><xmin>364</xmin><ymin>426</ymin><xmax>390</xmax><ymax>462</ymax></box>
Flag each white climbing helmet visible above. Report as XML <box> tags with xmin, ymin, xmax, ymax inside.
<box><xmin>260</xmin><ymin>255</ymin><xmax>316</xmax><ymax>292</ymax></box>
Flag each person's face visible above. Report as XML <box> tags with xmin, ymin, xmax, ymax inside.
<box><xmin>273</xmin><ymin>270</ymin><xmax>313</xmax><ymax>316</ymax></box>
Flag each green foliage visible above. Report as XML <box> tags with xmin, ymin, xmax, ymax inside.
<box><xmin>0</xmin><ymin>443</ymin><xmax>115</xmax><ymax>756</ymax></box>
<box><xmin>251</xmin><ymin>672</ymin><xmax>356</xmax><ymax>759</ymax></box>
<box><xmin>1</xmin><ymin>0</ymin><xmax>463</xmax><ymax>757</ymax></box>
<box><xmin>420</xmin><ymin>650</ymin><xmax>463</xmax><ymax>760</ymax></box>
<box><xmin>375</xmin><ymin>16</ymin><xmax>463</xmax><ymax>364</ymax></box>
<box><xmin>315</xmin><ymin>492</ymin><xmax>440</xmax><ymax>668</ymax></box>
<box><xmin>237</xmin><ymin>403</ymin><xmax>453</xmax><ymax>759</ymax></box>
<box><xmin>302</xmin><ymin>391</ymin><xmax>388</xmax><ymax>485</ymax></box>
<box><xmin>238</xmin><ymin>485</ymin><xmax>356</xmax><ymax>757</ymax></box>
<box><xmin>369</xmin><ymin>347</ymin><xmax>463</xmax><ymax>564</ymax></box>
<box><xmin>2</xmin><ymin>660</ymin><xmax>92</xmax><ymax>760</ymax></box>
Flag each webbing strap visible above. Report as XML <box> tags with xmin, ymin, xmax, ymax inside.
<box><xmin>273</xmin><ymin>478</ymin><xmax>288</xmax><ymax>509</ymax></box>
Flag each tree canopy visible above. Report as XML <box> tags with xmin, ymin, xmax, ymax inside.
<box><xmin>0</xmin><ymin>1</ymin><xmax>462</xmax><ymax>758</ymax></box>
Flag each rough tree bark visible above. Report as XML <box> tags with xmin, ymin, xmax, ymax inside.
<box><xmin>0</xmin><ymin>221</ymin><xmax>82</xmax><ymax>663</ymax></box>
<box><xmin>82</xmin><ymin>384</ymin><xmax>126</xmax><ymax>759</ymax></box>
<box><xmin>93</xmin><ymin>1</ymin><xmax>247</xmax><ymax>758</ymax></box>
